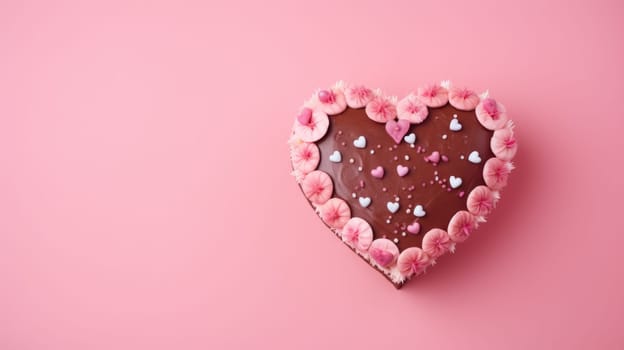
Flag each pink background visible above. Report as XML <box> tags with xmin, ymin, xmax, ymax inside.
<box><xmin>1</xmin><ymin>0</ymin><xmax>623</xmax><ymax>349</ymax></box>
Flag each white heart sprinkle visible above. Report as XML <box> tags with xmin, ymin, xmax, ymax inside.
<box><xmin>387</xmin><ymin>202</ymin><xmax>400</xmax><ymax>213</ymax></box>
<box><xmin>353</xmin><ymin>136</ymin><xmax>366</xmax><ymax>148</ymax></box>
<box><xmin>449</xmin><ymin>176</ymin><xmax>463</xmax><ymax>189</ymax></box>
<box><xmin>413</xmin><ymin>205</ymin><xmax>426</xmax><ymax>217</ymax></box>
<box><xmin>449</xmin><ymin>118</ymin><xmax>462</xmax><ymax>131</ymax></box>
<box><xmin>468</xmin><ymin>151</ymin><xmax>482</xmax><ymax>164</ymax></box>
<box><xmin>329</xmin><ymin>150</ymin><xmax>342</xmax><ymax>163</ymax></box>
<box><xmin>359</xmin><ymin>197</ymin><xmax>371</xmax><ymax>208</ymax></box>
<box><xmin>403</xmin><ymin>133</ymin><xmax>416</xmax><ymax>144</ymax></box>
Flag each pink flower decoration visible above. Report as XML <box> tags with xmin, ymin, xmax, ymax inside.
<box><xmin>345</xmin><ymin>85</ymin><xmax>374</xmax><ymax>108</ymax></box>
<box><xmin>448</xmin><ymin>87</ymin><xmax>479</xmax><ymax>110</ymax></box>
<box><xmin>368</xmin><ymin>238</ymin><xmax>399</xmax><ymax>268</ymax></box>
<box><xmin>318</xmin><ymin>197</ymin><xmax>351</xmax><ymax>229</ymax></box>
<box><xmin>490</xmin><ymin>127</ymin><xmax>517</xmax><ymax>160</ymax></box>
<box><xmin>476</xmin><ymin>98</ymin><xmax>509</xmax><ymax>130</ymax></box>
<box><xmin>397</xmin><ymin>247</ymin><xmax>430</xmax><ymax>278</ymax></box>
<box><xmin>341</xmin><ymin>217</ymin><xmax>373</xmax><ymax>252</ymax></box>
<box><xmin>483</xmin><ymin>158</ymin><xmax>512</xmax><ymax>191</ymax></box>
<box><xmin>447</xmin><ymin>211</ymin><xmax>478</xmax><ymax>243</ymax></box>
<box><xmin>290</xmin><ymin>142</ymin><xmax>320</xmax><ymax>176</ymax></box>
<box><xmin>417</xmin><ymin>84</ymin><xmax>449</xmax><ymax>107</ymax></box>
<box><xmin>397</xmin><ymin>94</ymin><xmax>429</xmax><ymax>123</ymax></box>
<box><xmin>466</xmin><ymin>185</ymin><xmax>496</xmax><ymax>217</ymax></box>
<box><xmin>301</xmin><ymin>170</ymin><xmax>333</xmax><ymax>205</ymax></box>
<box><xmin>422</xmin><ymin>228</ymin><xmax>452</xmax><ymax>258</ymax></box>
<box><xmin>293</xmin><ymin>110</ymin><xmax>329</xmax><ymax>142</ymax></box>
<box><xmin>316</xmin><ymin>89</ymin><xmax>347</xmax><ymax>115</ymax></box>
<box><xmin>365</xmin><ymin>97</ymin><xmax>397</xmax><ymax>123</ymax></box>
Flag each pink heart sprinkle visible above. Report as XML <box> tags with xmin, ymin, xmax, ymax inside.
<box><xmin>385</xmin><ymin>119</ymin><xmax>410</xmax><ymax>144</ymax></box>
<box><xmin>424</xmin><ymin>151</ymin><xmax>441</xmax><ymax>164</ymax></box>
<box><xmin>371</xmin><ymin>166</ymin><xmax>384</xmax><ymax>178</ymax></box>
<box><xmin>407</xmin><ymin>222</ymin><xmax>421</xmax><ymax>234</ymax></box>
<box><xmin>296</xmin><ymin>108</ymin><xmax>313</xmax><ymax>126</ymax></box>
<box><xmin>397</xmin><ymin>165</ymin><xmax>409</xmax><ymax>177</ymax></box>
<box><xmin>370</xmin><ymin>248</ymin><xmax>394</xmax><ymax>267</ymax></box>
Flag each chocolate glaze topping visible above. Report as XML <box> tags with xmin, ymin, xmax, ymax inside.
<box><xmin>313</xmin><ymin>104</ymin><xmax>494</xmax><ymax>251</ymax></box>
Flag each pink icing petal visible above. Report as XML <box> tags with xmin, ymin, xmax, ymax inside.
<box><xmin>341</xmin><ymin>217</ymin><xmax>373</xmax><ymax>252</ymax></box>
<box><xmin>293</xmin><ymin>110</ymin><xmax>329</xmax><ymax>142</ymax></box>
<box><xmin>483</xmin><ymin>157</ymin><xmax>512</xmax><ymax>190</ymax></box>
<box><xmin>466</xmin><ymin>185</ymin><xmax>495</xmax><ymax>217</ymax></box>
<box><xmin>296</xmin><ymin>107</ymin><xmax>313</xmax><ymax>126</ymax></box>
<box><xmin>368</xmin><ymin>238</ymin><xmax>399</xmax><ymax>268</ymax></box>
<box><xmin>318</xmin><ymin>197</ymin><xmax>351</xmax><ymax>229</ymax></box>
<box><xmin>417</xmin><ymin>84</ymin><xmax>449</xmax><ymax>107</ymax></box>
<box><xmin>301</xmin><ymin>170</ymin><xmax>333</xmax><ymax>205</ymax></box>
<box><xmin>365</xmin><ymin>97</ymin><xmax>397</xmax><ymax>123</ymax></box>
<box><xmin>397</xmin><ymin>247</ymin><xmax>430</xmax><ymax>278</ymax></box>
<box><xmin>316</xmin><ymin>89</ymin><xmax>347</xmax><ymax>116</ymax></box>
<box><xmin>490</xmin><ymin>127</ymin><xmax>517</xmax><ymax>160</ymax></box>
<box><xmin>345</xmin><ymin>85</ymin><xmax>374</xmax><ymax>108</ymax></box>
<box><xmin>397</xmin><ymin>94</ymin><xmax>429</xmax><ymax>123</ymax></box>
<box><xmin>422</xmin><ymin>228</ymin><xmax>453</xmax><ymax>258</ymax></box>
<box><xmin>447</xmin><ymin>211</ymin><xmax>478</xmax><ymax>243</ymax></box>
<box><xmin>448</xmin><ymin>87</ymin><xmax>480</xmax><ymax>110</ymax></box>
<box><xmin>476</xmin><ymin>98</ymin><xmax>509</xmax><ymax>130</ymax></box>
<box><xmin>318</xmin><ymin>90</ymin><xmax>334</xmax><ymax>103</ymax></box>
<box><xmin>290</xmin><ymin>142</ymin><xmax>320</xmax><ymax>176</ymax></box>
<box><xmin>385</xmin><ymin>119</ymin><xmax>410</xmax><ymax>144</ymax></box>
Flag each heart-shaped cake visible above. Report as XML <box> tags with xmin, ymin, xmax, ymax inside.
<box><xmin>289</xmin><ymin>81</ymin><xmax>517</xmax><ymax>288</ymax></box>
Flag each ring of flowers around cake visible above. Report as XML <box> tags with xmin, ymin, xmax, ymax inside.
<box><xmin>289</xmin><ymin>81</ymin><xmax>517</xmax><ymax>285</ymax></box>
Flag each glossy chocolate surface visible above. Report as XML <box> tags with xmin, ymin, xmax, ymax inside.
<box><xmin>313</xmin><ymin>105</ymin><xmax>494</xmax><ymax>251</ymax></box>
